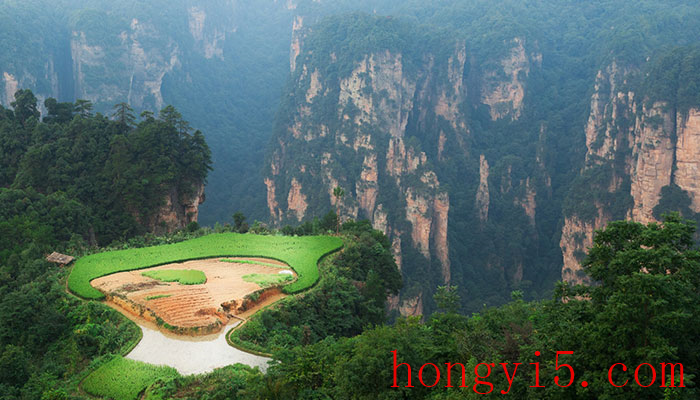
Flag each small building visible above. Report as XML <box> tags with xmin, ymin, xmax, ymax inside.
<box><xmin>46</xmin><ymin>252</ymin><xmax>75</xmax><ymax>266</ymax></box>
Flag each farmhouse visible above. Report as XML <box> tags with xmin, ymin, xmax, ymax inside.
<box><xmin>46</xmin><ymin>252</ymin><xmax>75</xmax><ymax>266</ymax></box>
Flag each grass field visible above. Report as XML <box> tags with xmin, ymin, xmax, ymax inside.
<box><xmin>68</xmin><ymin>233</ymin><xmax>343</xmax><ymax>299</ymax></box>
<box><xmin>82</xmin><ymin>356</ymin><xmax>179</xmax><ymax>400</ymax></box>
<box><xmin>142</xmin><ymin>269</ymin><xmax>206</xmax><ymax>285</ymax></box>
<box><xmin>220</xmin><ymin>258</ymin><xmax>286</xmax><ymax>268</ymax></box>
<box><xmin>242</xmin><ymin>273</ymin><xmax>293</xmax><ymax>287</ymax></box>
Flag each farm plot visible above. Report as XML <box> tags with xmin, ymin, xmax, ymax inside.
<box><xmin>92</xmin><ymin>257</ymin><xmax>296</xmax><ymax>332</ymax></box>
<box><xmin>82</xmin><ymin>355</ymin><xmax>179</xmax><ymax>400</ymax></box>
<box><xmin>68</xmin><ymin>233</ymin><xmax>343</xmax><ymax>299</ymax></box>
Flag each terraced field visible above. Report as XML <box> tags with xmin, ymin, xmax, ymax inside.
<box><xmin>91</xmin><ymin>257</ymin><xmax>295</xmax><ymax>331</ymax></box>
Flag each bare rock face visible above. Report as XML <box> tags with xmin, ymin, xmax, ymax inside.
<box><xmin>266</xmin><ymin>40</ymin><xmax>470</xmax><ymax>313</ymax></box>
<box><xmin>2</xmin><ymin>72</ymin><xmax>19</xmax><ymax>106</ymax></box>
<box><xmin>287</xmin><ymin>177</ymin><xmax>308</xmax><ymax>221</ymax></box>
<box><xmin>518</xmin><ymin>177</ymin><xmax>536</xmax><ymax>225</ymax></box>
<box><xmin>561</xmin><ymin>61</ymin><xmax>700</xmax><ymax>284</ymax></box>
<box><xmin>560</xmin><ymin>62</ymin><xmax>635</xmax><ymax>283</ymax></box>
<box><xmin>71</xmin><ymin>19</ymin><xmax>180</xmax><ymax>110</ymax></box>
<box><xmin>2</xmin><ymin>65</ymin><xmax>59</xmax><ymax>112</ymax></box>
<box><xmin>480</xmin><ymin>38</ymin><xmax>532</xmax><ymax>121</ymax></box>
<box><xmin>399</xmin><ymin>292</ymin><xmax>423</xmax><ymax>317</ymax></box>
<box><xmin>476</xmin><ymin>154</ymin><xmax>490</xmax><ymax>222</ymax></box>
<box><xmin>187</xmin><ymin>7</ymin><xmax>227</xmax><ymax>60</ymax></box>
<box><xmin>673</xmin><ymin>109</ymin><xmax>700</xmax><ymax>211</ymax></box>
<box><xmin>143</xmin><ymin>183</ymin><xmax>206</xmax><ymax>234</ymax></box>
<box><xmin>560</xmin><ymin>209</ymin><xmax>609</xmax><ymax>285</ymax></box>
<box><xmin>630</xmin><ymin>102</ymin><xmax>675</xmax><ymax>224</ymax></box>
<box><xmin>289</xmin><ymin>16</ymin><xmax>304</xmax><ymax>73</ymax></box>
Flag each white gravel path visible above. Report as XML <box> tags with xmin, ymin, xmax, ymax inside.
<box><xmin>125</xmin><ymin>321</ymin><xmax>272</xmax><ymax>375</ymax></box>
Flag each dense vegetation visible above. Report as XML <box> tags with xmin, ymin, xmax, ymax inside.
<box><xmin>4</xmin><ymin>0</ymin><xmax>700</xmax><ymax>315</ymax></box>
<box><xmin>68</xmin><ymin>233</ymin><xmax>342</xmax><ymax>299</ymax></box>
<box><xmin>230</xmin><ymin>221</ymin><xmax>402</xmax><ymax>354</ymax></box>
<box><xmin>0</xmin><ymin>92</ymin><xmax>210</xmax><ymax>399</ymax></box>
<box><xmin>0</xmin><ymin>91</ymin><xmax>211</xmax><ymax>244</ymax></box>
<box><xmin>263</xmin><ymin>0</ymin><xmax>700</xmax><ymax>315</ymax></box>
<box><xmin>141</xmin><ymin>215</ymin><xmax>699</xmax><ymax>399</ymax></box>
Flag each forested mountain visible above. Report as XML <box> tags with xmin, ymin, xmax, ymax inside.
<box><xmin>3</xmin><ymin>0</ymin><xmax>700</xmax><ymax>314</ymax></box>
<box><xmin>264</xmin><ymin>1</ymin><xmax>700</xmax><ymax>313</ymax></box>
<box><xmin>0</xmin><ymin>96</ymin><xmax>211</xmax><ymax>398</ymax></box>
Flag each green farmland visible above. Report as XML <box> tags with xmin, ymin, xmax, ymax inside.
<box><xmin>242</xmin><ymin>273</ymin><xmax>293</xmax><ymax>287</ymax></box>
<box><xmin>68</xmin><ymin>233</ymin><xmax>343</xmax><ymax>299</ymax></box>
<box><xmin>142</xmin><ymin>269</ymin><xmax>207</xmax><ymax>285</ymax></box>
<box><xmin>82</xmin><ymin>356</ymin><xmax>179</xmax><ymax>400</ymax></box>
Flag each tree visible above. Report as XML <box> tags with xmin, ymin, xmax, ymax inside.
<box><xmin>111</xmin><ymin>102</ymin><xmax>136</xmax><ymax>130</ymax></box>
<box><xmin>554</xmin><ymin>213</ymin><xmax>700</xmax><ymax>398</ymax></box>
<box><xmin>159</xmin><ymin>105</ymin><xmax>190</xmax><ymax>135</ymax></box>
<box><xmin>434</xmin><ymin>285</ymin><xmax>460</xmax><ymax>314</ymax></box>
<box><xmin>332</xmin><ymin>186</ymin><xmax>345</xmax><ymax>234</ymax></box>
<box><xmin>43</xmin><ymin>98</ymin><xmax>74</xmax><ymax>124</ymax></box>
<box><xmin>73</xmin><ymin>99</ymin><xmax>93</xmax><ymax>117</ymax></box>
<box><xmin>10</xmin><ymin>89</ymin><xmax>39</xmax><ymax>126</ymax></box>
<box><xmin>320</xmin><ymin>210</ymin><xmax>338</xmax><ymax>232</ymax></box>
<box><xmin>233</xmin><ymin>212</ymin><xmax>248</xmax><ymax>233</ymax></box>
<box><xmin>139</xmin><ymin>110</ymin><xmax>155</xmax><ymax>122</ymax></box>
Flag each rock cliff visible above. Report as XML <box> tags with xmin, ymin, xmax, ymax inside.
<box><xmin>139</xmin><ymin>183</ymin><xmax>206</xmax><ymax>235</ymax></box>
<box><xmin>561</xmin><ymin>58</ymin><xmax>700</xmax><ymax>284</ymax></box>
<box><xmin>264</xmin><ymin>18</ymin><xmax>548</xmax><ymax>314</ymax></box>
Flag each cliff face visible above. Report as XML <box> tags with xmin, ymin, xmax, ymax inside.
<box><xmin>265</xmin><ymin>18</ymin><xmax>550</xmax><ymax>314</ymax></box>
<box><xmin>560</xmin><ymin>62</ymin><xmax>634</xmax><ymax>284</ymax></box>
<box><xmin>139</xmin><ymin>183</ymin><xmax>206</xmax><ymax>235</ymax></box>
<box><xmin>480</xmin><ymin>38</ymin><xmax>531</xmax><ymax>121</ymax></box>
<box><xmin>267</xmin><ymin>38</ymin><xmax>463</xmax><ymax>313</ymax></box>
<box><xmin>674</xmin><ymin>109</ymin><xmax>700</xmax><ymax>212</ymax></box>
<box><xmin>71</xmin><ymin>19</ymin><xmax>180</xmax><ymax>111</ymax></box>
<box><xmin>561</xmin><ymin>59</ymin><xmax>700</xmax><ymax>284</ymax></box>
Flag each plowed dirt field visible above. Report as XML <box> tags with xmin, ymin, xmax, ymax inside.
<box><xmin>91</xmin><ymin>257</ymin><xmax>293</xmax><ymax>332</ymax></box>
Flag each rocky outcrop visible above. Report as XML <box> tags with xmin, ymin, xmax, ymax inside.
<box><xmin>71</xmin><ymin>19</ymin><xmax>180</xmax><ymax>110</ymax></box>
<box><xmin>290</xmin><ymin>16</ymin><xmax>304</xmax><ymax>73</ymax></box>
<box><xmin>560</xmin><ymin>208</ymin><xmax>609</xmax><ymax>285</ymax></box>
<box><xmin>674</xmin><ymin>109</ymin><xmax>700</xmax><ymax>211</ymax></box>
<box><xmin>480</xmin><ymin>38</ymin><xmax>532</xmax><ymax>121</ymax></box>
<box><xmin>518</xmin><ymin>177</ymin><xmax>536</xmax><ymax>225</ymax></box>
<box><xmin>560</xmin><ymin>62</ymin><xmax>635</xmax><ymax>283</ymax></box>
<box><xmin>476</xmin><ymin>154</ymin><xmax>490</xmax><ymax>222</ymax></box>
<box><xmin>630</xmin><ymin>102</ymin><xmax>675</xmax><ymax>224</ymax></box>
<box><xmin>141</xmin><ymin>183</ymin><xmax>206</xmax><ymax>234</ymax></box>
<box><xmin>264</xmin><ymin>177</ymin><xmax>281</xmax><ymax>221</ymax></box>
<box><xmin>2</xmin><ymin>66</ymin><xmax>60</xmax><ymax>113</ymax></box>
<box><xmin>266</xmin><ymin>36</ymin><xmax>469</xmax><ymax>312</ymax></box>
<box><xmin>2</xmin><ymin>72</ymin><xmax>18</xmax><ymax>106</ymax></box>
<box><xmin>286</xmin><ymin>178</ymin><xmax>308</xmax><ymax>221</ymax></box>
<box><xmin>399</xmin><ymin>293</ymin><xmax>423</xmax><ymax>317</ymax></box>
<box><xmin>188</xmin><ymin>7</ymin><xmax>226</xmax><ymax>60</ymax></box>
<box><xmin>561</xmin><ymin>60</ymin><xmax>700</xmax><ymax>284</ymax></box>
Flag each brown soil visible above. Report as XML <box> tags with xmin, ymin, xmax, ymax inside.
<box><xmin>91</xmin><ymin>257</ymin><xmax>295</xmax><ymax>335</ymax></box>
